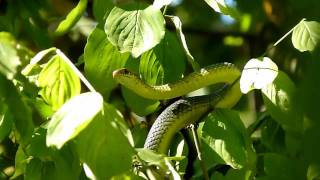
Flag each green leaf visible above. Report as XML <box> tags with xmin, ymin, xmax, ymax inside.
<box><xmin>136</xmin><ymin>148</ymin><xmax>181</xmax><ymax>179</ymax></box>
<box><xmin>0</xmin><ymin>32</ymin><xmax>21</xmax><ymax>79</ymax></box>
<box><xmin>25</xmin><ymin>149</ymin><xmax>81</xmax><ymax>180</ymax></box>
<box><xmin>26</xmin><ymin>128</ymin><xmax>81</xmax><ymax>179</ymax></box>
<box><xmin>203</xmin><ymin>0</ymin><xmax>239</xmax><ymax>18</ymax></box>
<box><xmin>10</xmin><ymin>145</ymin><xmax>28</xmax><ymax>179</ymax></box>
<box><xmin>84</xmin><ymin>27</ymin><xmax>130</xmax><ymax>96</ymax></box>
<box><xmin>211</xmin><ymin>169</ymin><xmax>253</xmax><ymax>180</ymax></box>
<box><xmin>46</xmin><ymin>92</ymin><xmax>103</xmax><ymax>149</ymax></box>
<box><xmin>260</xmin><ymin>117</ymin><xmax>285</xmax><ymax>153</ymax></box>
<box><xmin>262</xmin><ymin>71</ymin><xmax>303</xmax><ymax>132</ymax></box>
<box><xmin>258</xmin><ymin>153</ymin><xmax>306</xmax><ymax>180</ymax></box>
<box><xmin>28</xmin><ymin>128</ymin><xmax>52</xmax><ymax>159</ymax></box>
<box><xmin>53</xmin><ymin>0</ymin><xmax>88</xmax><ymax>36</ymax></box>
<box><xmin>292</xmin><ymin>20</ymin><xmax>320</xmax><ymax>52</ymax></box>
<box><xmin>38</xmin><ymin>54</ymin><xmax>81</xmax><ymax>110</ymax></box>
<box><xmin>0</xmin><ymin>75</ymin><xmax>34</xmax><ymax>145</ymax></box>
<box><xmin>0</xmin><ymin>105</ymin><xmax>13</xmax><ymax>142</ymax></box>
<box><xmin>93</xmin><ymin>0</ymin><xmax>114</xmax><ymax>24</ymax></box>
<box><xmin>198</xmin><ymin>109</ymin><xmax>256</xmax><ymax>169</ymax></box>
<box><xmin>240</xmin><ymin>57</ymin><xmax>278</xmax><ymax>94</ymax></box>
<box><xmin>105</xmin><ymin>3</ymin><xmax>165</xmax><ymax>57</ymax></box>
<box><xmin>76</xmin><ymin>104</ymin><xmax>135</xmax><ymax>179</ymax></box>
<box><xmin>122</xmin><ymin>31</ymin><xmax>185</xmax><ymax>116</ymax></box>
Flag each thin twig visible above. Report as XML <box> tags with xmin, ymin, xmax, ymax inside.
<box><xmin>261</xmin><ymin>18</ymin><xmax>306</xmax><ymax>56</ymax></box>
<box><xmin>189</xmin><ymin>124</ymin><xmax>210</xmax><ymax>180</ymax></box>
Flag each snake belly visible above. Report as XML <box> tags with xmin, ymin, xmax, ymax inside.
<box><xmin>113</xmin><ymin>62</ymin><xmax>242</xmax><ymax>153</ymax></box>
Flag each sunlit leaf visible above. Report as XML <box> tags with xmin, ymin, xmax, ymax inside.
<box><xmin>292</xmin><ymin>20</ymin><xmax>320</xmax><ymax>52</ymax></box>
<box><xmin>262</xmin><ymin>71</ymin><xmax>303</xmax><ymax>132</ymax></box>
<box><xmin>38</xmin><ymin>54</ymin><xmax>81</xmax><ymax>110</ymax></box>
<box><xmin>198</xmin><ymin>109</ymin><xmax>256</xmax><ymax>169</ymax></box>
<box><xmin>84</xmin><ymin>27</ymin><xmax>130</xmax><ymax>96</ymax></box>
<box><xmin>203</xmin><ymin>0</ymin><xmax>239</xmax><ymax>18</ymax></box>
<box><xmin>53</xmin><ymin>0</ymin><xmax>88</xmax><ymax>36</ymax></box>
<box><xmin>153</xmin><ymin>0</ymin><xmax>173</xmax><ymax>9</ymax></box>
<box><xmin>105</xmin><ymin>3</ymin><xmax>165</xmax><ymax>57</ymax></box>
<box><xmin>76</xmin><ymin>104</ymin><xmax>134</xmax><ymax>179</ymax></box>
<box><xmin>0</xmin><ymin>32</ymin><xmax>20</xmax><ymax>79</ymax></box>
<box><xmin>240</xmin><ymin>57</ymin><xmax>278</xmax><ymax>94</ymax></box>
<box><xmin>46</xmin><ymin>92</ymin><xmax>103</xmax><ymax>149</ymax></box>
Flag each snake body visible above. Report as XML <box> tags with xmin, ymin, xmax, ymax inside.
<box><xmin>113</xmin><ymin>62</ymin><xmax>242</xmax><ymax>153</ymax></box>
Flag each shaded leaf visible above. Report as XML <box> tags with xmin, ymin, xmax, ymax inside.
<box><xmin>25</xmin><ymin>149</ymin><xmax>80</xmax><ymax>180</ymax></box>
<box><xmin>262</xmin><ymin>71</ymin><xmax>303</xmax><ymax>132</ymax></box>
<box><xmin>46</xmin><ymin>92</ymin><xmax>103</xmax><ymax>149</ymax></box>
<box><xmin>93</xmin><ymin>0</ymin><xmax>114</xmax><ymax>24</ymax></box>
<box><xmin>122</xmin><ymin>32</ymin><xmax>185</xmax><ymax>116</ymax></box>
<box><xmin>0</xmin><ymin>32</ymin><xmax>21</xmax><ymax>79</ymax></box>
<box><xmin>0</xmin><ymin>105</ymin><xmax>13</xmax><ymax>142</ymax></box>
<box><xmin>105</xmin><ymin>3</ymin><xmax>165</xmax><ymax>57</ymax></box>
<box><xmin>165</xmin><ymin>15</ymin><xmax>200</xmax><ymax>70</ymax></box>
<box><xmin>258</xmin><ymin>153</ymin><xmax>306</xmax><ymax>180</ymax></box>
<box><xmin>84</xmin><ymin>27</ymin><xmax>130</xmax><ymax>96</ymax></box>
<box><xmin>240</xmin><ymin>57</ymin><xmax>278</xmax><ymax>94</ymax></box>
<box><xmin>198</xmin><ymin>109</ymin><xmax>256</xmax><ymax>169</ymax></box>
<box><xmin>38</xmin><ymin>54</ymin><xmax>81</xmax><ymax>110</ymax></box>
<box><xmin>10</xmin><ymin>145</ymin><xmax>28</xmax><ymax>179</ymax></box>
<box><xmin>53</xmin><ymin>0</ymin><xmax>88</xmax><ymax>36</ymax></box>
<box><xmin>76</xmin><ymin>104</ymin><xmax>134</xmax><ymax>179</ymax></box>
<box><xmin>211</xmin><ymin>168</ymin><xmax>253</xmax><ymax>180</ymax></box>
<box><xmin>0</xmin><ymin>75</ymin><xmax>34</xmax><ymax>144</ymax></box>
<box><xmin>292</xmin><ymin>20</ymin><xmax>320</xmax><ymax>52</ymax></box>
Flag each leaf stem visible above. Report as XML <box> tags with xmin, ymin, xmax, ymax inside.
<box><xmin>262</xmin><ymin>18</ymin><xmax>306</xmax><ymax>56</ymax></box>
<box><xmin>189</xmin><ymin>124</ymin><xmax>210</xmax><ymax>180</ymax></box>
<box><xmin>162</xmin><ymin>5</ymin><xmax>168</xmax><ymax>15</ymax></box>
<box><xmin>56</xmin><ymin>49</ymin><xmax>96</xmax><ymax>92</ymax></box>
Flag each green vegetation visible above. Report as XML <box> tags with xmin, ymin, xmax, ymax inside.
<box><xmin>0</xmin><ymin>0</ymin><xmax>320</xmax><ymax>179</ymax></box>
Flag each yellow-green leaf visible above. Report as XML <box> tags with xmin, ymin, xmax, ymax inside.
<box><xmin>292</xmin><ymin>20</ymin><xmax>320</xmax><ymax>52</ymax></box>
<box><xmin>38</xmin><ymin>54</ymin><xmax>81</xmax><ymax>110</ymax></box>
<box><xmin>46</xmin><ymin>92</ymin><xmax>103</xmax><ymax>149</ymax></box>
<box><xmin>53</xmin><ymin>0</ymin><xmax>88</xmax><ymax>36</ymax></box>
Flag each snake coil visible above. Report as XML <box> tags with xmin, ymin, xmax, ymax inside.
<box><xmin>113</xmin><ymin>62</ymin><xmax>242</xmax><ymax>153</ymax></box>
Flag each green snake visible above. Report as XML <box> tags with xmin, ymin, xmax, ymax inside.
<box><xmin>113</xmin><ymin>62</ymin><xmax>242</xmax><ymax>154</ymax></box>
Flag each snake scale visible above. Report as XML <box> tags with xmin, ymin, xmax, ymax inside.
<box><xmin>113</xmin><ymin>62</ymin><xmax>242</xmax><ymax>154</ymax></box>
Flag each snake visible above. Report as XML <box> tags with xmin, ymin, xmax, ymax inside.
<box><xmin>113</xmin><ymin>62</ymin><xmax>242</xmax><ymax>154</ymax></box>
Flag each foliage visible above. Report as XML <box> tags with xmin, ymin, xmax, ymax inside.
<box><xmin>0</xmin><ymin>0</ymin><xmax>320</xmax><ymax>179</ymax></box>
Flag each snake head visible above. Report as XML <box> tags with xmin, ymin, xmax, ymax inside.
<box><xmin>113</xmin><ymin>68</ymin><xmax>132</xmax><ymax>78</ymax></box>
